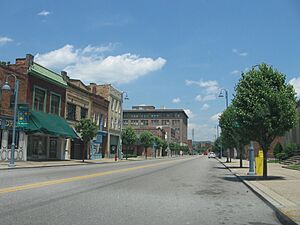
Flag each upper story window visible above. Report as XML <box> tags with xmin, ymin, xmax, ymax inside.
<box><xmin>67</xmin><ymin>103</ymin><xmax>76</xmax><ymax>121</ymax></box>
<box><xmin>151</xmin><ymin>120</ymin><xmax>159</xmax><ymax>125</ymax></box>
<box><xmin>33</xmin><ymin>87</ymin><xmax>46</xmax><ymax>112</ymax></box>
<box><xmin>141</xmin><ymin>120</ymin><xmax>148</xmax><ymax>126</ymax></box>
<box><xmin>130</xmin><ymin>120</ymin><xmax>139</xmax><ymax>126</ymax></box>
<box><xmin>162</xmin><ymin>120</ymin><xmax>170</xmax><ymax>125</ymax></box>
<box><xmin>172</xmin><ymin>120</ymin><xmax>180</xmax><ymax>126</ymax></box>
<box><xmin>81</xmin><ymin>107</ymin><xmax>88</xmax><ymax>119</ymax></box>
<box><xmin>123</xmin><ymin>120</ymin><xmax>128</xmax><ymax>126</ymax></box>
<box><xmin>50</xmin><ymin>93</ymin><xmax>61</xmax><ymax>115</ymax></box>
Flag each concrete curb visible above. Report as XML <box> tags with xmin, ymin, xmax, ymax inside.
<box><xmin>217</xmin><ymin>158</ymin><xmax>298</xmax><ymax>225</ymax></box>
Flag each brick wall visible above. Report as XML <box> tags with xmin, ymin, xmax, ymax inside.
<box><xmin>27</xmin><ymin>75</ymin><xmax>66</xmax><ymax>117</ymax></box>
<box><xmin>0</xmin><ymin>65</ymin><xmax>28</xmax><ymax>117</ymax></box>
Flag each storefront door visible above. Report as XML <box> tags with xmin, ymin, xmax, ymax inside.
<box><xmin>27</xmin><ymin>135</ymin><xmax>47</xmax><ymax>160</ymax></box>
<box><xmin>49</xmin><ymin>138</ymin><xmax>57</xmax><ymax>159</ymax></box>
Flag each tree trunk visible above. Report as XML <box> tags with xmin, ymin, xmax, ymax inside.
<box><xmin>263</xmin><ymin>148</ymin><xmax>268</xmax><ymax>178</ymax></box>
<box><xmin>82</xmin><ymin>141</ymin><xmax>86</xmax><ymax>162</ymax></box>
<box><xmin>229</xmin><ymin>148</ymin><xmax>232</xmax><ymax>162</ymax></box>
<box><xmin>239</xmin><ymin>145</ymin><xmax>243</xmax><ymax>168</ymax></box>
<box><xmin>126</xmin><ymin>145</ymin><xmax>128</xmax><ymax>160</ymax></box>
<box><xmin>145</xmin><ymin>147</ymin><xmax>147</xmax><ymax>159</ymax></box>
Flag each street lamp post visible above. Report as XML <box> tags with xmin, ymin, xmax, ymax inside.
<box><xmin>2</xmin><ymin>74</ymin><xmax>19</xmax><ymax>167</ymax></box>
<box><xmin>118</xmin><ymin>91</ymin><xmax>129</xmax><ymax>160</ymax></box>
<box><xmin>219</xmin><ymin>88</ymin><xmax>229</xmax><ymax>161</ymax></box>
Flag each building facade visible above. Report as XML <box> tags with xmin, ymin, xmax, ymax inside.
<box><xmin>123</xmin><ymin>106</ymin><xmax>188</xmax><ymax>145</ymax></box>
<box><xmin>90</xmin><ymin>84</ymin><xmax>122</xmax><ymax>158</ymax></box>
<box><xmin>0</xmin><ymin>54</ymin><xmax>77</xmax><ymax>161</ymax></box>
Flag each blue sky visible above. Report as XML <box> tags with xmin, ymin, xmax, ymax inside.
<box><xmin>1</xmin><ymin>0</ymin><xmax>300</xmax><ymax>141</ymax></box>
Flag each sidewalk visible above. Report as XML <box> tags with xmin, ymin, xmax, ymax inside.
<box><xmin>218</xmin><ymin>158</ymin><xmax>300</xmax><ymax>225</ymax></box>
<box><xmin>0</xmin><ymin>156</ymin><xmax>152</xmax><ymax>170</ymax></box>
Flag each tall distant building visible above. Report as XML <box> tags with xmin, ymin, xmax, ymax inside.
<box><xmin>123</xmin><ymin>106</ymin><xmax>188</xmax><ymax>145</ymax></box>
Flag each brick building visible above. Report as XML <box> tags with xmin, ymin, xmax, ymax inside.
<box><xmin>123</xmin><ymin>106</ymin><xmax>188</xmax><ymax>146</ymax></box>
<box><xmin>0</xmin><ymin>54</ymin><xmax>77</xmax><ymax>161</ymax></box>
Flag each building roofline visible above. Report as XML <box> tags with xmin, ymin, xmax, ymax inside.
<box><xmin>123</xmin><ymin>109</ymin><xmax>189</xmax><ymax>118</ymax></box>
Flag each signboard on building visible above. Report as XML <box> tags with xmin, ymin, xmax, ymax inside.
<box><xmin>17</xmin><ymin>104</ymin><xmax>29</xmax><ymax>128</ymax></box>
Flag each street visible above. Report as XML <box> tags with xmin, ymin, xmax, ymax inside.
<box><xmin>0</xmin><ymin>156</ymin><xmax>280</xmax><ymax>225</ymax></box>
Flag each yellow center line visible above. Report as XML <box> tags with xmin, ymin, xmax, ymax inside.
<box><xmin>0</xmin><ymin>159</ymin><xmax>180</xmax><ymax>195</ymax></box>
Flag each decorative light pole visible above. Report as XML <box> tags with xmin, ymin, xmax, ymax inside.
<box><xmin>118</xmin><ymin>91</ymin><xmax>129</xmax><ymax>160</ymax></box>
<box><xmin>218</xmin><ymin>88</ymin><xmax>229</xmax><ymax>161</ymax></box>
<box><xmin>2</xmin><ymin>74</ymin><xmax>19</xmax><ymax>167</ymax></box>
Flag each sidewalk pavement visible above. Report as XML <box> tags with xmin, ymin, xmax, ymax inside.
<box><xmin>218</xmin><ymin>157</ymin><xmax>300</xmax><ymax>225</ymax></box>
<box><xmin>0</xmin><ymin>156</ymin><xmax>157</xmax><ymax>170</ymax></box>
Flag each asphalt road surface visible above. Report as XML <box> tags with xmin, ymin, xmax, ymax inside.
<box><xmin>0</xmin><ymin>156</ymin><xmax>281</xmax><ymax>225</ymax></box>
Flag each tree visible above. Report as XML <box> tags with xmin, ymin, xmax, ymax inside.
<box><xmin>233</xmin><ymin>63</ymin><xmax>298</xmax><ymax>177</ymax></box>
<box><xmin>121</xmin><ymin>126</ymin><xmax>137</xmax><ymax>160</ymax></box>
<box><xmin>161</xmin><ymin>139</ymin><xmax>168</xmax><ymax>156</ymax></box>
<box><xmin>169</xmin><ymin>142</ymin><xmax>176</xmax><ymax>156</ymax></box>
<box><xmin>139</xmin><ymin>131</ymin><xmax>154</xmax><ymax>159</ymax></box>
<box><xmin>153</xmin><ymin>136</ymin><xmax>162</xmax><ymax>158</ymax></box>
<box><xmin>75</xmin><ymin>118</ymin><xmax>98</xmax><ymax>162</ymax></box>
<box><xmin>219</xmin><ymin>104</ymin><xmax>249</xmax><ymax>167</ymax></box>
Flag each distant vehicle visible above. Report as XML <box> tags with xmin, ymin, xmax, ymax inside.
<box><xmin>208</xmin><ymin>152</ymin><xmax>216</xmax><ymax>158</ymax></box>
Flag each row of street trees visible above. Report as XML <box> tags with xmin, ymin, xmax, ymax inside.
<box><xmin>122</xmin><ymin>127</ymin><xmax>190</xmax><ymax>159</ymax></box>
<box><xmin>218</xmin><ymin>63</ymin><xmax>298</xmax><ymax>178</ymax></box>
<box><xmin>73</xmin><ymin>119</ymin><xmax>189</xmax><ymax>162</ymax></box>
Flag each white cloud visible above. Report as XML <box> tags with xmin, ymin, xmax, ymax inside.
<box><xmin>289</xmin><ymin>77</ymin><xmax>300</xmax><ymax>97</ymax></box>
<box><xmin>210</xmin><ymin>112</ymin><xmax>221</xmax><ymax>122</ymax></box>
<box><xmin>38</xmin><ymin>10</ymin><xmax>51</xmax><ymax>16</ymax></box>
<box><xmin>232</xmin><ymin>48</ymin><xmax>248</xmax><ymax>57</ymax></box>
<box><xmin>0</xmin><ymin>36</ymin><xmax>13</xmax><ymax>46</ymax></box>
<box><xmin>188</xmin><ymin>123</ymin><xmax>216</xmax><ymax>141</ymax></box>
<box><xmin>184</xmin><ymin>109</ymin><xmax>195</xmax><ymax>119</ymax></box>
<box><xmin>172</xmin><ymin>98</ymin><xmax>181</xmax><ymax>103</ymax></box>
<box><xmin>231</xmin><ymin>70</ymin><xmax>240</xmax><ymax>75</ymax></box>
<box><xmin>201</xmin><ymin>103</ymin><xmax>210</xmax><ymax>111</ymax></box>
<box><xmin>35</xmin><ymin>45</ymin><xmax>77</xmax><ymax>69</ymax></box>
<box><xmin>35</xmin><ymin>44</ymin><xmax>166</xmax><ymax>84</ymax></box>
<box><xmin>187</xmin><ymin>79</ymin><xmax>219</xmax><ymax>102</ymax></box>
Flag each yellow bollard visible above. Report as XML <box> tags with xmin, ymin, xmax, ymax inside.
<box><xmin>255</xmin><ymin>150</ymin><xmax>264</xmax><ymax>176</ymax></box>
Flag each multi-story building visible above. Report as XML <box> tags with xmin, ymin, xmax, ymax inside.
<box><xmin>123</xmin><ymin>106</ymin><xmax>188</xmax><ymax>145</ymax></box>
<box><xmin>0</xmin><ymin>54</ymin><xmax>77</xmax><ymax>161</ymax></box>
<box><xmin>89</xmin><ymin>84</ymin><xmax>123</xmax><ymax>158</ymax></box>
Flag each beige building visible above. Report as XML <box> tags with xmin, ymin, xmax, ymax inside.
<box><xmin>123</xmin><ymin>106</ymin><xmax>188</xmax><ymax>145</ymax></box>
<box><xmin>65</xmin><ymin>77</ymin><xmax>109</xmax><ymax>160</ymax></box>
<box><xmin>90</xmin><ymin>84</ymin><xmax>123</xmax><ymax>158</ymax></box>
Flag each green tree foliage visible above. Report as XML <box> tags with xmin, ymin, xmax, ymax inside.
<box><xmin>161</xmin><ymin>139</ymin><xmax>168</xmax><ymax>156</ymax></box>
<box><xmin>219</xmin><ymin>104</ymin><xmax>249</xmax><ymax>167</ymax></box>
<box><xmin>153</xmin><ymin>136</ymin><xmax>163</xmax><ymax>158</ymax></box>
<box><xmin>121</xmin><ymin>126</ymin><xmax>137</xmax><ymax>160</ymax></box>
<box><xmin>233</xmin><ymin>63</ymin><xmax>298</xmax><ymax>177</ymax></box>
<box><xmin>139</xmin><ymin>131</ymin><xmax>154</xmax><ymax>159</ymax></box>
<box><xmin>75</xmin><ymin>119</ymin><xmax>98</xmax><ymax>162</ymax></box>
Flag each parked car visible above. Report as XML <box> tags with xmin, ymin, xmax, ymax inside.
<box><xmin>208</xmin><ymin>152</ymin><xmax>216</xmax><ymax>158</ymax></box>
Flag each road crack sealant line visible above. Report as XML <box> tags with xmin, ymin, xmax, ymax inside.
<box><xmin>0</xmin><ymin>158</ymin><xmax>193</xmax><ymax>195</ymax></box>
<box><xmin>216</xmin><ymin>158</ymin><xmax>298</xmax><ymax>225</ymax></box>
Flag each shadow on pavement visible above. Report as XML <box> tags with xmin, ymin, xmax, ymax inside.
<box><xmin>222</xmin><ymin>175</ymin><xmax>285</xmax><ymax>182</ymax></box>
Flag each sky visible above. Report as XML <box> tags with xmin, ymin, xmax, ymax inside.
<box><xmin>1</xmin><ymin>0</ymin><xmax>300</xmax><ymax>141</ymax></box>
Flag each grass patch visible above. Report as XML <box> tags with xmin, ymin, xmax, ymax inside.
<box><xmin>286</xmin><ymin>164</ymin><xmax>300</xmax><ymax>171</ymax></box>
<box><xmin>268</xmin><ymin>159</ymin><xmax>280</xmax><ymax>163</ymax></box>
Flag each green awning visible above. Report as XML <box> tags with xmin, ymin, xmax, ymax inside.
<box><xmin>25</xmin><ymin>110</ymin><xmax>78</xmax><ymax>139</ymax></box>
